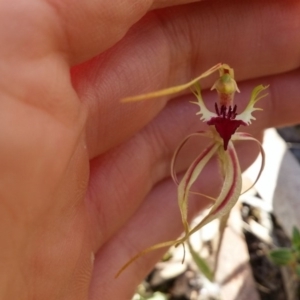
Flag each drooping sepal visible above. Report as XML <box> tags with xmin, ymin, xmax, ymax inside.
<box><xmin>171</xmin><ymin>131</ymin><xmax>218</xmax><ymax>202</ymax></box>
<box><xmin>188</xmin><ymin>141</ymin><xmax>242</xmax><ymax>236</ymax></box>
<box><xmin>115</xmin><ymin>239</ymin><xmax>182</xmax><ymax>278</ymax></box>
<box><xmin>177</xmin><ymin>143</ymin><xmax>219</xmax><ymax>236</ymax></box>
<box><xmin>232</xmin><ymin>132</ymin><xmax>265</xmax><ymax>193</ymax></box>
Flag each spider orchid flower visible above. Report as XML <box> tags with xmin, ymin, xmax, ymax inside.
<box><xmin>116</xmin><ymin>63</ymin><xmax>268</xmax><ymax>277</ymax></box>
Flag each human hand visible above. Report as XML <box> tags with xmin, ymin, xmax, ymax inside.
<box><xmin>1</xmin><ymin>0</ymin><xmax>299</xmax><ymax>299</ymax></box>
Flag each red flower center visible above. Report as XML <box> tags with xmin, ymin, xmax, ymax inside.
<box><xmin>207</xmin><ymin>104</ymin><xmax>246</xmax><ymax>150</ymax></box>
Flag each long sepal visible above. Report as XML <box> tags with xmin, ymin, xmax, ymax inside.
<box><xmin>171</xmin><ymin>131</ymin><xmax>208</xmax><ymax>184</ymax></box>
<box><xmin>235</xmin><ymin>84</ymin><xmax>269</xmax><ymax>124</ymax></box>
<box><xmin>115</xmin><ymin>239</ymin><xmax>180</xmax><ymax>278</ymax></box>
<box><xmin>121</xmin><ymin>63</ymin><xmax>222</xmax><ymax>102</ymax></box>
<box><xmin>178</xmin><ymin>143</ymin><xmax>220</xmax><ymax>237</ymax></box>
<box><xmin>189</xmin><ymin>141</ymin><xmax>242</xmax><ymax>236</ymax></box>
<box><xmin>232</xmin><ymin>132</ymin><xmax>265</xmax><ymax>194</ymax></box>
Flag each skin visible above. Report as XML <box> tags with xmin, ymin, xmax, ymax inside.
<box><xmin>0</xmin><ymin>0</ymin><xmax>300</xmax><ymax>299</ymax></box>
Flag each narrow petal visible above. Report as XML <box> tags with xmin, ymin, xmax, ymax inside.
<box><xmin>189</xmin><ymin>141</ymin><xmax>242</xmax><ymax>236</ymax></box>
<box><xmin>190</xmin><ymin>82</ymin><xmax>217</xmax><ymax>122</ymax></box>
<box><xmin>121</xmin><ymin>63</ymin><xmax>222</xmax><ymax>102</ymax></box>
<box><xmin>178</xmin><ymin>143</ymin><xmax>220</xmax><ymax>236</ymax></box>
<box><xmin>235</xmin><ymin>84</ymin><xmax>269</xmax><ymax>124</ymax></box>
<box><xmin>232</xmin><ymin>132</ymin><xmax>265</xmax><ymax>194</ymax></box>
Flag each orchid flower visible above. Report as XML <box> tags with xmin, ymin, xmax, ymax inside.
<box><xmin>116</xmin><ymin>63</ymin><xmax>267</xmax><ymax>277</ymax></box>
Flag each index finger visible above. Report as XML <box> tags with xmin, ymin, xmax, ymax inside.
<box><xmin>48</xmin><ymin>0</ymin><xmax>204</xmax><ymax>64</ymax></box>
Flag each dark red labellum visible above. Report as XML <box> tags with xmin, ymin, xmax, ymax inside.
<box><xmin>207</xmin><ymin>104</ymin><xmax>246</xmax><ymax>150</ymax></box>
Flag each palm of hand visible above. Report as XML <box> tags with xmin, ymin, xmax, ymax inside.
<box><xmin>1</xmin><ymin>1</ymin><xmax>300</xmax><ymax>300</ymax></box>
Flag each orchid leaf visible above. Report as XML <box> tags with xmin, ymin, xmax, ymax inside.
<box><xmin>189</xmin><ymin>142</ymin><xmax>242</xmax><ymax>236</ymax></box>
<box><xmin>187</xmin><ymin>239</ymin><xmax>214</xmax><ymax>281</ymax></box>
<box><xmin>178</xmin><ymin>143</ymin><xmax>220</xmax><ymax>236</ymax></box>
<box><xmin>213</xmin><ymin>212</ymin><xmax>230</xmax><ymax>275</ymax></box>
<box><xmin>235</xmin><ymin>84</ymin><xmax>269</xmax><ymax>125</ymax></box>
<box><xmin>296</xmin><ymin>265</ymin><xmax>300</xmax><ymax>278</ymax></box>
<box><xmin>121</xmin><ymin>63</ymin><xmax>223</xmax><ymax>102</ymax></box>
<box><xmin>269</xmin><ymin>248</ymin><xmax>294</xmax><ymax>266</ymax></box>
<box><xmin>292</xmin><ymin>227</ymin><xmax>300</xmax><ymax>251</ymax></box>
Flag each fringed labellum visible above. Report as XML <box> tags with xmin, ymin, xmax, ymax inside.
<box><xmin>116</xmin><ymin>63</ymin><xmax>267</xmax><ymax>278</ymax></box>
